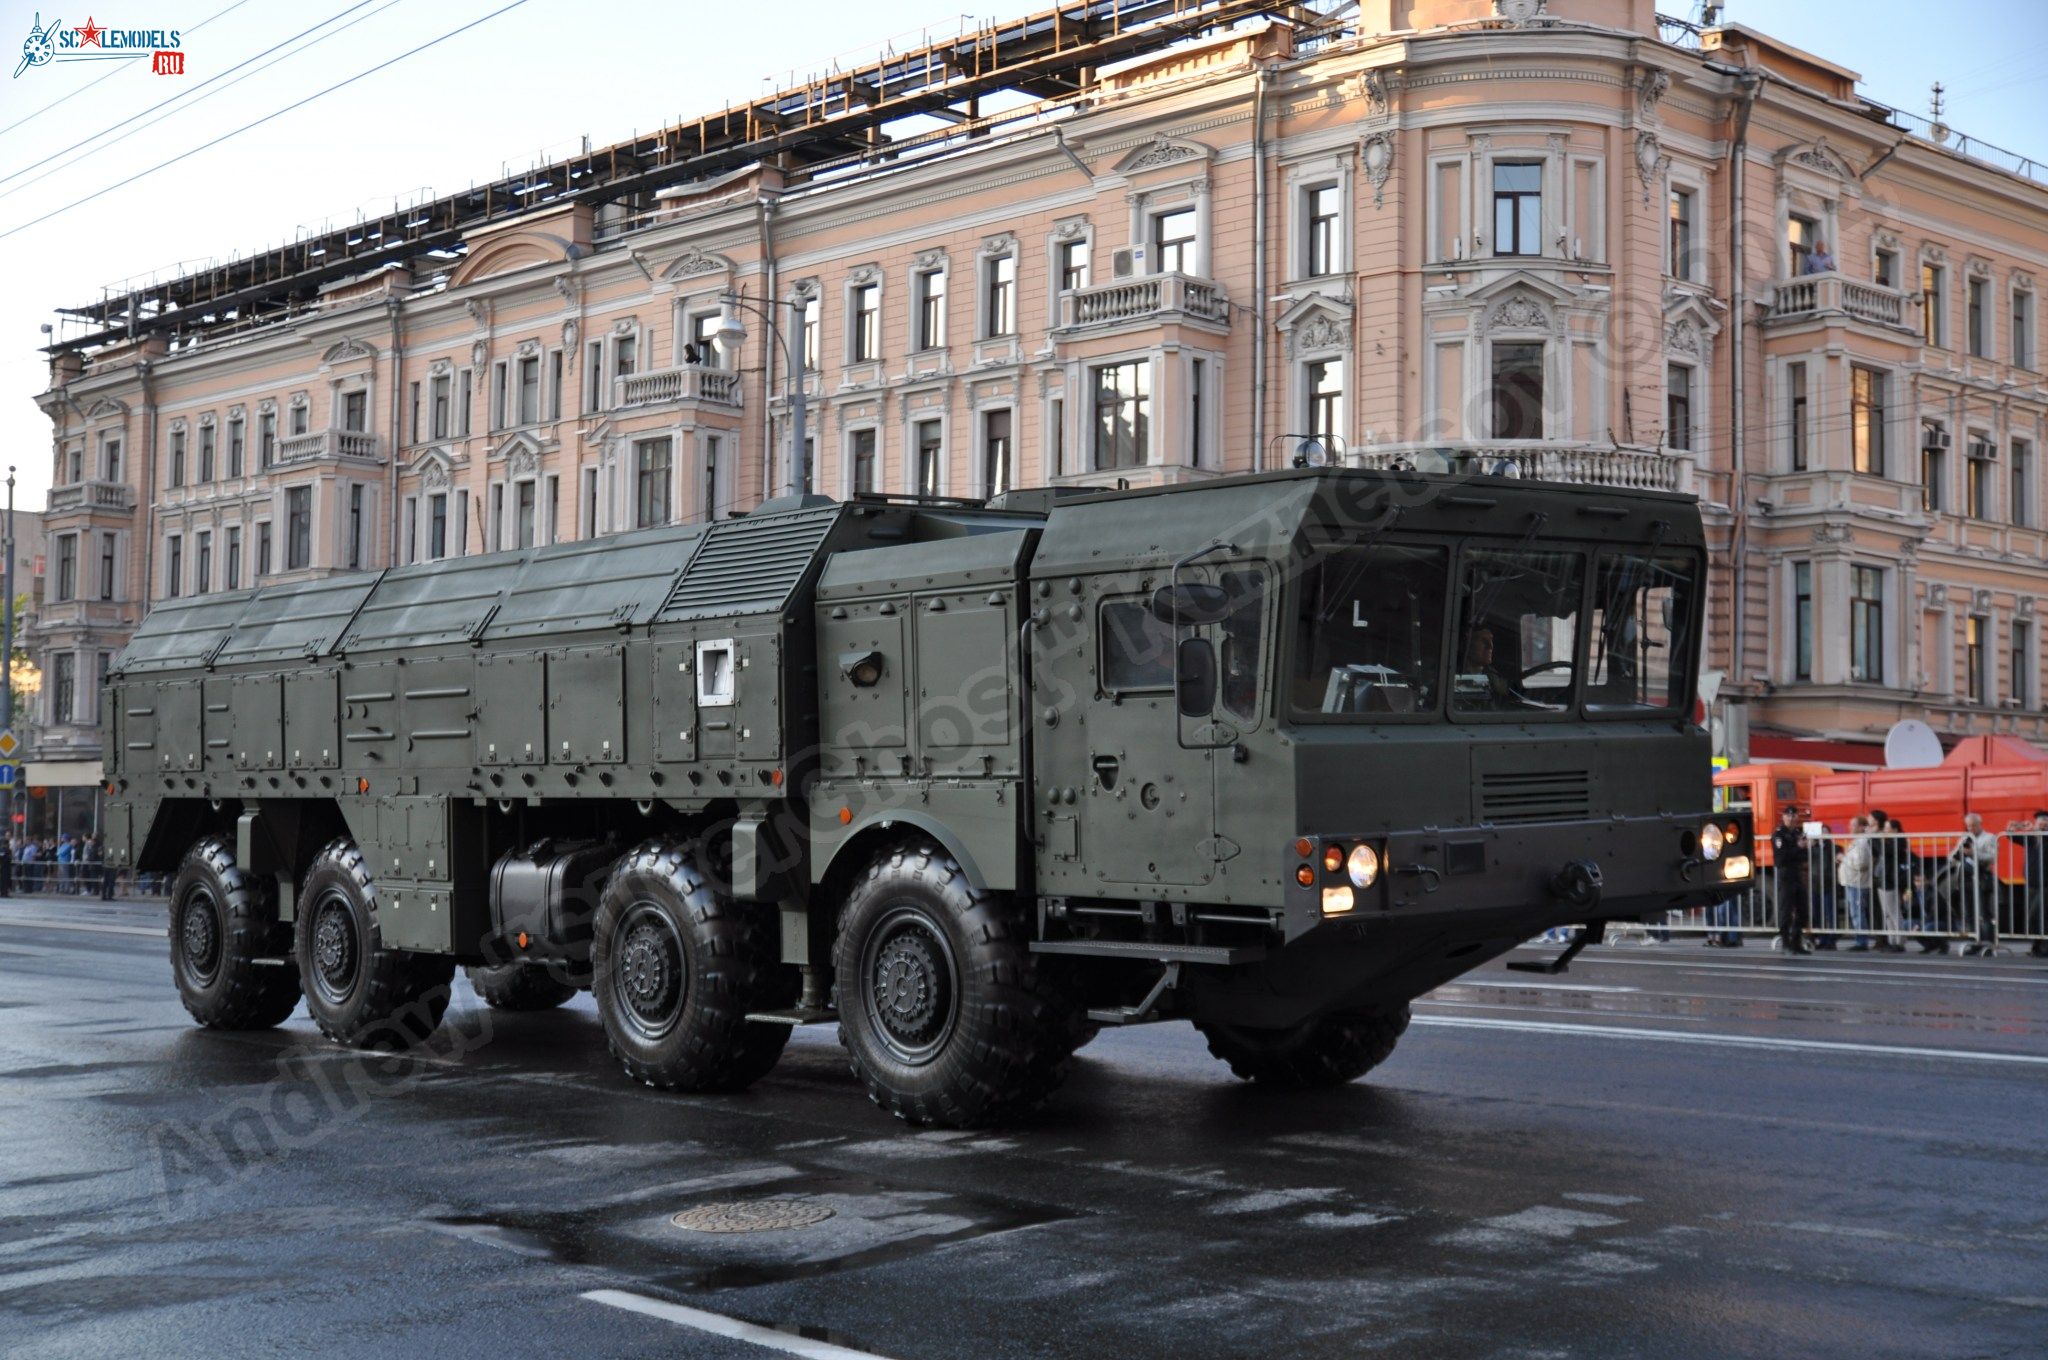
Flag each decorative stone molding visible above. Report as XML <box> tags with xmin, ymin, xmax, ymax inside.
<box><xmin>226</xmin><ymin>404</ymin><xmax>245</xmax><ymax>421</ymax></box>
<box><xmin>1493</xmin><ymin>0</ymin><xmax>1549</xmax><ymax>26</ymax></box>
<box><xmin>1813</xmin><ymin>523</ymin><xmax>1853</xmax><ymax>544</ymax></box>
<box><xmin>1360</xmin><ymin>67</ymin><xmax>1391</xmax><ymax>119</ymax></box>
<box><xmin>428</xmin><ymin>357</ymin><xmax>454</xmax><ymax>377</ymax></box>
<box><xmin>84</xmin><ymin>397</ymin><xmax>127</xmax><ymax>419</ymax></box>
<box><xmin>508</xmin><ymin>443</ymin><xmax>541</xmax><ymax>479</ymax></box>
<box><xmin>1637</xmin><ymin>68</ymin><xmax>1670</xmax><ymax>123</ymax></box>
<box><xmin>1487</xmin><ymin>293</ymin><xmax>1553</xmax><ymax>333</ymax></box>
<box><xmin>2015</xmin><ymin>271</ymin><xmax>2036</xmax><ymax>293</ymax></box>
<box><xmin>1116</xmin><ymin>135</ymin><xmax>1211</xmax><ymax>174</ymax></box>
<box><xmin>848</xmin><ymin>263</ymin><xmax>881</xmax><ymax>286</ymax></box>
<box><xmin>791</xmin><ymin>277</ymin><xmax>821</xmax><ymax>299</ymax></box>
<box><xmin>1926</xmin><ymin>582</ymin><xmax>1949</xmax><ymax>607</ymax></box>
<box><xmin>1290</xmin><ymin>314</ymin><xmax>1352</xmax><ymax>356</ymax></box>
<box><xmin>1667</xmin><ymin>318</ymin><xmax>1706</xmax><ymax>358</ymax></box>
<box><xmin>1051</xmin><ymin>217</ymin><xmax>1088</xmax><ymax>241</ymax></box>
<box><xmin>322</xmin><ymin>337</ymin><xmax>375</xmax><ymax>364</ymax></box>
<box><xmin>1785</xmin><ymin>138</ymin><xmax>1852</xmax><ymax>179</ymax></box>
<box><xmin>552</xmin><ymin>275</ymin><xmax>582</xmax><ymax>307</ymax></box>
<box><xmin>257</xmin><ymin>398</ymin><xmax>277</xmax><ymax>415</ymax></box>
<box><xmin>516</xmin><ymin>338</ymin><xmax>542</xmax><ymax>358</ymax></box>
<box><xmin>1974</xmin><ymin>588</ymin><xmax>1994</xmax><ymax>612</ymax></box>
<box><xmin>1966</xmin><ymin>255</ymin><xmax>1993</xmax><ymax>280</ymax></box>
<box><xmin>979</xmin><ymin>233</ymin><xmax>1017</xmax><ymax>258</ymax></box>
<box><xmin>914</xmin><ymin>248</ymin><xmax>948</xmax><ymax>270</ymax></box>
<box><xmin>1634</xmin><ymin>132</ymin><xmax>1669</xmax><ymax>205</ymax></box>
<box><xmin>470</xmin><ymin>340</ymin><xmax>488</xmax><ymax>374</ymax></box>
<box><xmin>1922</xmin><ymin>242</ymin><xmax>1948</xmax><ymax>263</ymax></box>
<box><xmin>197</xmin><ymin>411</ymin><xmax>216</xmax><ymax>428</ymax></box>
<box><xmin>661</xmin><ymin>247</ymin><xmax>734</xmax><ymax>281</ymax></box>
<box><xmin>2020</xmin><ymin>597</ymin><xmax>2037</xmax><ymax>619</ymax></box>
<box><xmin>561</xmin><ymin>319</ymin><xmax>578</xmax><ymax>348</ymax></box>
<box><xmin>288</xmin><ymin>392</ymin><xmax>310</xmax><ymax>410</ymax></box>
<box><xmin>1362</xmin><ymin>132</ymin><xmax>1395</xmax><ymax>209</ymax></box>
<box><xmin>167</xmin><ymin>417</ymin><xmax>188</xmax><ymax>434</ymax></box>
<box><xmin>610</xmin><ymin>317</ymin><xmax>638</xmax><ymax>336</ymax></box>
<box><xmin>466</xmin><ymin>299</ymin><xmax>493</xmax><ymax>331</ymax></box>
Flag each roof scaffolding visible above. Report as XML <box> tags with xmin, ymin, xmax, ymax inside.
<box><xmin>54</xmin><ymin>0</ymin><xmax>1307</xmax><ymax>354</ymax></box>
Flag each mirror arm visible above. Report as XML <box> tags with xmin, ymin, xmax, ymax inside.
<box><xmin>1171</xmin><ymin>540</ymin><xmax>1237</xmax><ymax>751</ymax></box>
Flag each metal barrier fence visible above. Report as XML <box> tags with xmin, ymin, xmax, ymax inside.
<box><xmin>0</xmin><ymin>856</ymin><xmax>166</xmax><ymax>900</ymax></box>
<box><xmin>1616</xmin><ymin>830</ymin><xmax>2048</xmax><ymax>953</ymax></box>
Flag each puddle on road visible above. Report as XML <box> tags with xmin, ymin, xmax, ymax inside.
<box><xmin>426</xmin><ymin>1168</ymin><xmax>1077</xmax><ymax>1293</ymax></box>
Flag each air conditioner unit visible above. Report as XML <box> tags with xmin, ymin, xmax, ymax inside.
<box><xmin>1923</xmin><ymin>426</ymin><xmax>1952</xmax><ymax>451</ymax></box>
<box><xmin>1110</xmin><ymin>247</ymin><xmax>1139</xmax><ymax>279</ymax></box>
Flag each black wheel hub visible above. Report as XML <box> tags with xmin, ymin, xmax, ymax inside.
<box><xmin>178</xmin><ymin>889</ymin><xmax>223</xmax><ymax>984</ymax></box>
<box><xmin>614</xmin><ymin>904</ymin><xmax>685</xmax><ymax>1040</ymax></box>
<box><xmin>864</xmin><ymin>908</ymin><xmax>958</xmax><ymax>1065</ymax></box>
<box><xmin>310</xmin><ymin>898</ymin><xmax>359</xmax><ymax>1005</ymax></box>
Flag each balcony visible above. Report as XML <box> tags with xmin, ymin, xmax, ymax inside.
<box><xmin>615</xmin><ymin>365</ymin><xmax>743</xmax><ymax>410</ymax></box>
<box><xmin>1354</xmin><ymin>445</ymin><xmax>1688</xmax><ymax>494</ymax></box>
<box><xmin>31</xmin><ymin>598</ymin><xmax>136</xmax><ymax>634</ymax></box>
<box><xmin>1765</xmin><ymin>273</ymin><xmax>1911</xmax><ymax>331</ymax></box>
<box><xmin>275</xmin><ymin>428</ymin><xmax>382</xmax><ymax>464</ymax></box>
<box><xmin>44</xmin><ymin>479</ymin><xmax>136</xmax><ymax>514</ymax></box>
<box><xmin>1057</xmin><ymin>272</ymin><xmax>1230</xmax><ymax>333</ymax></box>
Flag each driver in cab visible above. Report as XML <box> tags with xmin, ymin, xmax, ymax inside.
<box><xmin>1458</xmin><ymin>625</ymin><xmax>1540</xmax><ymax>711</ymax></box>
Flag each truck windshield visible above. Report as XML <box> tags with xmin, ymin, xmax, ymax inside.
<box><xmin>1587</xmin><ymin>551</ymin><xmax>1699</xmax><ymax>713</ymax></box>
<box><xmin>1289</xmin><ymin>543</ymin><xmax>1449</xmax><ymax>716</ymax></box>
<box><xmin>1451</xmin><ymin>549</ymin><xmax>1584</xmax><ymax>715</ymax></box>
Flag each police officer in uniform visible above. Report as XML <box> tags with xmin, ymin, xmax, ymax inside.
<box><xmin>1772</xmin><ymin>803</ymin><xmax>1811</xmax><ymax>954</ymax></box>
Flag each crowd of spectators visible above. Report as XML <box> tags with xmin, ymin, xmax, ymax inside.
<box><xmin>0</xmin><ymin>834</ymin><xmax>119</xmax><ymax>899</ymax></box>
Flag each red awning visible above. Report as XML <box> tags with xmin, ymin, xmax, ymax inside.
<box><xmin>1747</xmin><ymin>732</ymin><xmax>1884</xmax><ymax>769</ymax></box>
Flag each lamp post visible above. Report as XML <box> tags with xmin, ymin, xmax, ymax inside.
<box><xmin>714</xmin><ymin>292</ymin><xmax>807</xmax><ymax>500</ymax></box>
<box><xmin>2</xmin><ymin>466</ymin><xmax>14</xmax><ymax>874</ymax></box>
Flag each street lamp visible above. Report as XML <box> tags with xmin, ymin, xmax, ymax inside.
<box><xmin>715</xmin><ymin>292</ymin><xmax>808</xmax><ymax>500</ymax></box>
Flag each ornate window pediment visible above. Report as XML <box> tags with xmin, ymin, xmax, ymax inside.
<box><xmin>1113</xmin><ymin>135</ymin><xmax>1214</xmax><ymax>176</ymax></box>
<box><xmin>661</xmin><ymin>247</ymin><xmax>734</xmax><ymax>282</ymax></box>
<box><xmin>321</xmin><ymin>336</ymin><xmax>377</xmax><ymax>365</ymax></box>
<box><xmin>84</xmin><ymin>397</ymin><xmax>128</xmax><ymax>419</ymax></box>
<box><xmin>407</xmin><ymin>447</ymin><xmax>457</xmax><ymax>490</ymax></box>
<box><xmin>490</xmin><ymin>430</ymin><xmax>546</xmax><ymax>477</ymax></box>
<box><xmin>1277</xmin><ymin>294</ymin><xmax>1354</xmax><ymax>357</ymax></box>
<box><xmin>449</xmin><ymin>231</ymin><xmax>583</xmax><ymax>288</ymax></box>
<box><xmin>1778</xmin><ymin>138</ymin><xmax>1853</xmax><ymax>180</ymax></box>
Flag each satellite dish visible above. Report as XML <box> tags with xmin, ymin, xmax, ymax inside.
<box><xmin>1884</xmin><ymin>719</ymin><xmax>1944</xmax><ymax>770</ymax></box>
<box><xmin>1292</xmin><ymin>438</ymin><xmax>1330</xmax><ymax>469</ymax></box>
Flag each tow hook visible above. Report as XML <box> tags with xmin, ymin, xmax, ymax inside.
<box><xmin>1550</xmin><ymin>859</ymin><xmax>1603</xmax><ymax>910</ymax></box>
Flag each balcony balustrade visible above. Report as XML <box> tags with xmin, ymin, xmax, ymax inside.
<box><xmin>1058</xmin><ymin>272</ymin><xmax>1230</xmax><ymax>331</ymax></box>
<box><xmin>44</xmin><ymin>479</ymin><xmax>136</xmax><ymax>514</ymax></box>
<box><xmin>1766</xmin><ymin>272</ymin><xmax>1910</xmax><ymax>330</ymax></box>
<box><xmin>615</xmin><ymin>365</ymin><xmax>743</xmax><ymax>410</ymax></box>
<box><xmin>275</xmin><ymin>428</ymin><xmax>381</xmax><ymax>464</ymax></box>
<box><xmin>1354</xmin><ymin>445</ymin><xmax>1687</xmax><ymax>493</ymax></box>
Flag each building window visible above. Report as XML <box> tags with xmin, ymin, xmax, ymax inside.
<box><xmin>168</xmin><ymin>429</ymin><xmax>185</xmax><ymax>487</ymax></box>
<box><xmin>428</xmin><ymin>493</ymin><xmax>449</xmax><ymax>559</ymax></box>
<box><xmin>488</xmin><ymin>483</ymin><xmax>504</xmax><ymax>551</ymax></box>
<box><xmin>799</xmin><ymin>296</ymin><xmax>820</xmax><ymax>372</ymax></box>
<box><xmin>1793</xmin><ymin>561</ymin><xmax>1813</xmax><ymax>681</ymax></box>
<box><xmin>583</xmin><ymin>340</ymin><xmax>605</xmax><ymax>413</ymax></box>
<box><xmin>98</xmin><ymin>533</ymin><xmax>116</xmax><ymax>600</ymax></box>
<box><xmin>227</xmin><ymin>418</ymin><xmax>243</xmax><ymax>477</ymax></box>
<box><xmin>1091</xmin><ymin>361</ymin><xmax>1150</xmax><ymax>469</ymax></box>
<box><xmin>983</xmin><ymin>254</ymin><xmax>1016</xmax><ymax>338</ymax></box>
<box><xmin>1850</xmin><ymin>365</ymin><xmax>1886</xmax><ymax>475</ymax></box>
<box><xmin>1304</xmin><ymin>183</ymin><xmax>1340</xmax><ymax>277</ymax></box>
<box><xmin>634</xmin><ymin>437</ymin><xmax>672</xmax><ymax>528</ymax></box>
<box><xmin>1491</xmin><ymin>342</ymin><xmax>1545</xmax><ymax>440</ymax></box>
<box><xmin>2015</xmin><ymin>619</ymin><xmax>2034</xmax><ymax>708</ymax></box>
<box><xmin>914</xmin><ymin>420</ymin><xmax>943</xmax><ymax>496</ymax></box>
<box><xmin>1967</xmin><ymin>435</ymin><xmax>1996</xmax><ymax>519</ymax></box>
<box><xmin>409</xmin><ymin>382</ymin><xmax>422</xmax><ymax>442</ymax></box>
<box><xmin>1666</xmin><ymin>364</ymin><xmax>1693</xmax><ymax>452</ymax></box>
<box><xmin>1493</xmin><ymin>163</ymin><xmax>1542</xmax><ymax>257</ymax></box>
<box><xmin>915</xmin><ymin>268</ymin><xmax>946</xmax><ymax>350</ymax></box>
<box><xmin>2015</xmin><ymin>438</ymin><xmax>2035</xmax><ymax>529</ymax></box>
<box><xmin>1788</xmin><ymin>214</ymin><xmax>1819</xmax><ymax>275</ymax></box>
<box><xmin>1923</xmin><ymin>426</ymin><xmax>1947</xmax><ymax>513</ymax></box>
<box><xmin>850</xmin><ymin>429</ymin><xmax>878</xmax><ymax>495</ymax></box>
<box><xmin>1967</xmin><ymin>615</ymin><xmax>1989</xmax><ymax>704</ymax></box>
<box><xmin>198</xmin><ymin>424</ymin><xmax>215</xmax><ymax>481</ymax></box>
<box><xmin>225</xmin><ymin>526</ymin><xmax>241</xmax><ymax>590</ymax></box>
<box><xmin>1667</xmin><ymin>187</ymin><xmax>1695</xmax><ymax>280</ymax></box>
<box><xmin>259</xmin><ymin>412</ymin><xmax>276</xmax><ymax>468</ymax></box>
<box><xmin>850</xmin><ymin>283</ymin><xmax>880</xmax><ymax>362</ymax></box>
<box><xmin>614</xmin><ymin>334</ymin><xmax>638</xmax><ymax>382</ymax></box>
<box><xmin>166</xmin><ymin>535</ymin><xmax>183</xmax><ymax>598</ymax></box>
<box><xmin>100</xmin><ymin>434</ymin><xmax>122</xmax><ymax>482</ymax></box>
<box><xmin>256</xmin><ymin>522</ymin><xmax>273</xmax><ymax>576</ymax></box>
<box><xmin>515</xmin><ymin>480</ymin><xmax>537</xmax><ymax>550</ymax></box>
<box><xmin>55</xmin><ymin>535</ymin><xmax>75</xmax><ymax>602</ymax></box>
<box><xmin>348</xmin><ymin>484</ymin><xmax>366</xmax><ymax>569</ymax></box>
<box><xmin>430</xmin><ymin>373</ymin><xmax>451</xmax><ymax>438</ymax></box>
<box><xmin>52</xmin><ymin>654</ymin><xmax>74</xmax><ymax>726</ymax></box>
<box><xmin>2015</xmin><ymin>289</ymin><xmax>2037</xmax><ymax>370</ymax></box>
<box><xmin>1850</xmin><ymin>565</ymin><xmax>1885</xmax><ymax>684</ymax></box>
<box><xmin>1305</xmin><ymin>358</ymin><xmax>1343</xmax><ymax>447</ymax></box>
<box><xmin>63</xmin><ymin>443</ymin><xmax>80</xmax><ymax>484</ymax></box>
<box><xmin>1788</xmin><ymin>362</ymin><xmax>1809</xmax><ymax>470</ymax></box>
<box><xmin>289</xmin><ymin>403</ymin><xmax>308</xmax><ymax>436</ymax></box>
<box><xmin>342</xmin><ymin>389</ymin><xmax>368</xmax><ymax>433</ymax></box>
<box><xmin>1874</xmin><ymin>244</ymin><xmax>1899</xmax><ymax>289</ymax></box>
<box><xmin>689</xmin><ymin>312</ymin><xmax>722</xmax><ymax>369</ymax></box>
<box><xmin>286</xmin><ymin>487</ymin><xmax>312</xmax><ymax>570</ymax></box>
<box><xmin>195</xmin><ymin>531</ymin><xmax>211</xmax><ymax>595</ymax></box>
<box><xmin>983</xmin><ymin>409</ymin><xmax>1013</xmax><ymax>496</ymax></box>
<box><xmin>1151</xmin><ymin>207</ymin><xmax>1197</xmax><ymax>274</ymax></box>
<box><xmin>1923</xmin><ymin>262</ymin><xmax>1947</xmax><ymax>348</ymax></box>
<box><xmin>1048</xmin><ymin>396</ymin><xmax>1066</xmax><ymax>477</ymax></box>
<box><xmin>548</xmin><ymin>350</ymin><xmax>565</xmax><ymax>417</ymax></box>
<box><xmin>1968</xmin><ymin>276</ymin><xmax>1990</xmax><ymax>358</ymax></box>
<box><xmin>517</xmin><ymin>355</ymin><xmax>541</xmax><ymax>425</ymax></box>
<box><xmin>1058</xmin><ymin>238</ymin><xmax>1090</xmax><ymax>293</ymax></box>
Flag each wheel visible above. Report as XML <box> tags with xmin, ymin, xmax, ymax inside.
<box><xmin>294</xmin><ymin>838</ymin><xmax>455</xmax><ymax>1049</ymax></box>
<box><xmin>1197</xmin><ymin>1004</ymin><xmax>1411</xmax><ymax>1088</ymax></box>
<box><xmin>834</xmin><ymin>840</ymin><xmax>1087</xmax><ymax>1128</ymax></box>
<box><xmin>590</xmin><ymin>839</ymin><xmax>794</xmax><ymax>1092</ymax></box>
<box><xmin>464</xmin><ymin>962</ymin><xmax>578</xmax><ymax>1011</ymax></box>
<box><xmin>167</xmin><ymin>835</ymin><xmax>301</xmax><ymax>1029</ymax></box>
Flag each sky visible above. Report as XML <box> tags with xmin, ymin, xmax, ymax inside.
<box><xmin>0</xmin><ymin>0</ymin><xmax>2043</xmax><ymax>512</ymax></box>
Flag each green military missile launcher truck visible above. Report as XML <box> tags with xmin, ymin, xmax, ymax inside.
<box><xmin>106</xmin><ymin>468</ymin><xmax>1750</xmax><ymax>1126</ymax></box>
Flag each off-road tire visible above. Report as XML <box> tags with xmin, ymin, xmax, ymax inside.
<box><xmin>835</xmin><ymin>840</ymin><xmax>1088</xmax><ymax>1128</ymax></box>
<box><xmin>590</xmin><ymin>839</ymin><xmax>793</xmax><ymax>1093</ymax></box>
<box><xmin>295</xmin><ymin>838</ymin><xmax>455</xmax><ymax>1049</ymax></box>
<box><xmin>464</xmin><ymin>962</ymin><xmax>578</xmax><ymax>1011</ymax></box>
<box><xmin>1197</xmin><ymin>1004</ymin><xmax>1412</xmax><ymax>1088</ymax></box>
<box><xmin>168</xmin><ymin>835</ymin><xmax>301</xmax><ymax>1029</ymax></box>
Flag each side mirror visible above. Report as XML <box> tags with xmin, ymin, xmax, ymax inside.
<box><xmin>1151</xmin><ymin>582</ymin><xmax>1233</xmax><ymax>627</ymax></box>
<box><xmin>1176</xmin><ymin>637</ymin><xmax>1217</xmax><ymax>717</ymax></box>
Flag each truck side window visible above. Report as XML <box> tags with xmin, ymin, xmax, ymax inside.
<box><xmin>1099</xmin><ymin>601</ymin><xmax>1174</xmax><ymax>692</ymax></box>
<box><xmin>1218</xmin><ymin>569</ymin><xmax>1264</xmax><ymax>721</ymax></box>
<box><xmin>1586</xmin><ymin>552</ymin><xmax>1699</xmax><ymax>713</ymax></box>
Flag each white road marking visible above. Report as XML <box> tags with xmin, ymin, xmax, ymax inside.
<box><xmin>1441</xmin><ymin>979</ymin><xmax>1638</xmax><ymax>994</ymax></box>
<box><xmin>1412</xmin><ymin>1014</ymin><xmax>2048</xmax><ymax>1066</ymax></box>
<box><xmin>1517</xmin><ymin>951</ymin><xmax>2048</xmax><ymax>988</ymax></box>
<box><xmin>0</xmin><ymin>915</ymin><xmax>162</xmax><ymax>939</ymax></box>
<box><xmin>582</xmin><ymin>1289</ymin><xmax>899</xmax><ymax>1360</ymax></box>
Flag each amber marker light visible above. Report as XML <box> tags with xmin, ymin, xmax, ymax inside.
<box><xmin>1295</xmin><ymin>864</ymin><xmax>1316</xmax><ymax>887</ymax></box>
<box><xmin>839</xmin><ymin>806</ymin><xmax>854</xmax><ymax>825</ymax></box>
<box><xmin>357</xmin><ymin>777</ymin><xmax>370</xmax><ymax>794</ymax></box>
<box><xmin>516</xmin><ymin>931</ymin><xmax>530</xmax><ymax>950</ymax></box>
<box><xmin>771</xmin><ymin>769</ymin><xmax>785</xmax><ymax>786</ymax></box>
<box><xmin>1292</xmin><ymin>838</ymin><xmax>1313</xmax><ymax>859</ymax></box>
<box><xmin>1321</xmin><ymin>844</ymin><xmax>1345</xmax><ymax>874</ymax></box>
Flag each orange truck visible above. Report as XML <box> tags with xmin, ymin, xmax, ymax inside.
<box><xmin>1808</xmin><ymin>736</ymin><xmax>2048</xmax><ymax>881</ymax></box>
<box><xmin>1713</xmin><ymin>762</ymin><xmax>1835</xmax><ymax>868</ymax></box>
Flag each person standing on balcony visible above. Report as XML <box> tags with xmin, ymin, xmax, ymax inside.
<box><xmin>1773</xmin><ymin>804</ymin><xmax>1811</xmax><ymax>954</ymax></box>
<box><xmin>1803</xmin><ymin>239</ymin><xmax>1836</xmax><ymax>275</ymax></box>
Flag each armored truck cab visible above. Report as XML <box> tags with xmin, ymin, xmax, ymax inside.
<box><xmin>108</xmin><ymin>469</ymin><xmax>1748</xmax><ymax>1125</ymax></box>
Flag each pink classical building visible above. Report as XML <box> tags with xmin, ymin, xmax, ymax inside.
<box><xmin>31</xmin><ymin>0</ymin><xmax>2048</xmax><ymax>776</ymax></box>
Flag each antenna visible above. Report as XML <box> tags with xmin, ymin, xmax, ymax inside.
<box><xmin>1929</xmin><ymin>81</ymin><xmax>1950</xmax><ymax>145</ymax></box>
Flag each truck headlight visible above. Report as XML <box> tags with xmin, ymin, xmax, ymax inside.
<box><xmin>1346</xmin><ymin>843</ymin><xmax>1379</xmax><ymax>889</ymax></box>
<box><xmin>1722</xmin><ymin>854</ymin><xmax>1752</xmax><ymax>881</ymax></box>
<box><xmin>1699</xmin><ymin>822</ymin><xmax>1725</xmax><ymax>861</ymax></box>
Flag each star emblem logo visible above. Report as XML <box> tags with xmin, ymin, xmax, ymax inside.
<box><xmin>75</xmin><ymin>16</ymin><xmax>101</xmax><ymax>47</ymax></box>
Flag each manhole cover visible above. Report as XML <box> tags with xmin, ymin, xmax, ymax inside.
<box><xmin>670</xmin><ymin>1199</ymin><xmax>836</xmax><ymax>1234</ymax></box>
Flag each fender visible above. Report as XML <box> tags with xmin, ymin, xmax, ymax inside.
<box><xmin>817</xmin><ymin>808</ymin><xmax>1002</xmax><ymax>893</ymax></box>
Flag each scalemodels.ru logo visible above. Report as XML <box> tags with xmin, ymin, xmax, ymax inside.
<box><xmin>15</xmin><ymin>13</ymin><xmax>186</xmax><ymax>78</ymax></box>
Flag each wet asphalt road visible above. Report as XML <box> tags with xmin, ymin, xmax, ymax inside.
<box><xmin>1</xmin><ymin>897</ymin><xmax>2045</xmax><ymax>1360</ymax></box>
